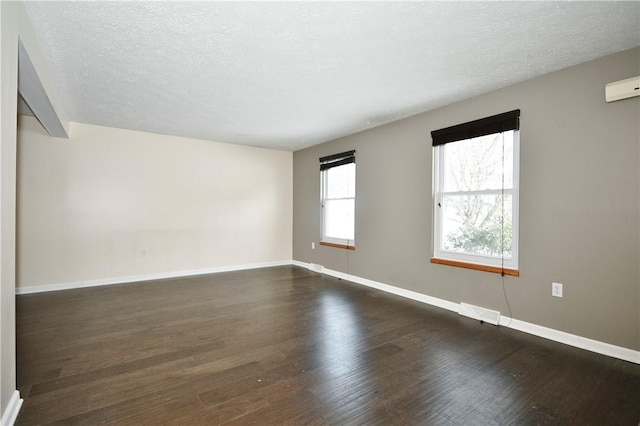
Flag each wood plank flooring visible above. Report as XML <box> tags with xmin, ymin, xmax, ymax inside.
<box><xmin>16</xmin><ymin>266</ymin><xmax>640</xmax><ymax>425</ymax></box>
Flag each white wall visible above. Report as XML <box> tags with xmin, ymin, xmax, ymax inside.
<box><xmin>17</xmin><ymin>117</ymin><xmax>292</xmax><ymax>289</ymax></box>
<box><xmin>2</xmin><ymin>2</ymin><xmax>69</xmax><ymax>421</ymax></box>
<box><xmin>0</xmin><ymin>2</ymin><xmax>67</xmax><ymax>424</ymax></box>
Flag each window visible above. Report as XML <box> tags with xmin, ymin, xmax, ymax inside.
<box><xmin>320</xmin><ymin>150</ymin><xmax>356</xmax><ymax>249</ymax></box>
<box><xmin>431</xmin><ymin>110</ymin><xmax>520</xmax><ymax>276</ymax></box>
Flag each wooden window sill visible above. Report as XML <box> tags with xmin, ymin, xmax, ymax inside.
<box><xmin>319</xmin><ymin>241</ymin><xmax>355</xmax><ymax>250</ymax></box>
<box><xmin>431</xmin><ymin>257</ymin><xmax>519</xmax><ymax>277</ymax></box>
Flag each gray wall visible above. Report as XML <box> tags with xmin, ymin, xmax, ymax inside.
<box><xmin>293</xmin><ymin>47</ymin><xmax>640</xmax><ymax>351</ymax></box>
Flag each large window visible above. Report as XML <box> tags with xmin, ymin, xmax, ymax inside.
<box><xmin>320</xmin><ymin>150</ymin><xmax>356</xmax><ymax>249</ymax></box>
<box><xmin>431</xmin><ymin>110</ymin><xmax>520</xmax><ymax>276</ymax></box>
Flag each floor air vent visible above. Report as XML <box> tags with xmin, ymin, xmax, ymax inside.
<box><xmin>458</xmin><ymin>302</ymin><xmax>501</xmax><ymax>325</ymax></box>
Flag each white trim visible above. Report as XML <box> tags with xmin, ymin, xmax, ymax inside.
<box><xmin>15</xmin><ymin>259</ymin><xmax>640</xmax><ymax>364</ymax></box>
<box><xmin>292</xmin><ymin>260</ymin><xmax>640</xmax><ymax>364</ymax></box>
<box><xmin>458</xmin><ymin>302</ymin><xmax>501</xmax><ymax>325</ymax></box>
<box><xmin>0</xmin><ymin>390</ymin><xmax>23</xmax><ymax>426</ymax></box>
<box><xmin>321</xmin><ymin>162</ymin><xmax>356</xmax><ymax>246</ymax></box>
<box><xmin>499</xmin><ymin>317</ymin><xmax>640</xmax><ymax>364</ymax></box>
<box><xmin>293</xmin><ymin>260</ymin><xmax>458</xmax><ymax>313</ymax></box>
<box><xmin>433</xmin><ymin>130</ymin><xmax>519</xmax><ymax>271</ymax></box>
<box><xmin>291</xmin><ymin>260</ymin><xmax>309</xmax><ymax>268</ymax></box>
<box><xmin>15</xmin><ymin>260</ymin><xmax>292</xmax><ymax>295</ymax></box>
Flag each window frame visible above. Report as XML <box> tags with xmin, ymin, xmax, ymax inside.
<box><xmin>431</xmin><ymin>111</ymin><xmax>520</xmax><ymax>276</ymax></box>
<box><xmin>320</xmin><ymin>151</ymin><xmax>356</xmax><ymax>250</ymax></box>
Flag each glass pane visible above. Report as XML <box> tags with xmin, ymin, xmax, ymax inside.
<box><xmin>324</xmin><ymin>199</ymin><xmax>355</xmax><ymax>241</ymax></box>
<box><xmin>326</xmin><ymin>163</ymin><xmax>355</xmax><ymax>199</ymax></box>
<box><xmin>440</xmin><ymin>193</ymin><xmax>512</xmax><ymax>258</ymax></box>
<box><xmin>443</xmin><ymin>131</ymin><xmax>513</xmax><ymax>192</ymax></box>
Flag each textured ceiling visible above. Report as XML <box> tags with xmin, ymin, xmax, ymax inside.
<box><xmin>24</xmin><ymin>1</ymin><xmax>640</xmax><ymax>151</ymax></box>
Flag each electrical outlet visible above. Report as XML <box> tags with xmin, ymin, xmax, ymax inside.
<box><xmin>311</xmin><ymin>242</ymin><xmax>315</xmax><ymax>250</ymax></box>
<box><xmin>552</xmin><ymin>282</ymin><xmax>563</xmax><ymax>298</ymax></box>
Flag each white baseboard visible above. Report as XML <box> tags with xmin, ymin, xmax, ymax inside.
<box><xmin>500</xmin><ymin>316</ymin><xmax>640</xmax><ymax>364</ymax></box>
<box><xmin>15</xmin><ymin>259</ymin><xmax>639</xmax><ymax>364</ymax></box>
<box><xmin>292</xmin><ymin>260</ymin><xmax>640</xmax><ymax>364</ymax></box>
<box><xmin>16</xmin><ymin>260</ymin><xmax>292</xmax><ymax>295</ymax></box>
<box><xmin>0</xmin><ymin>390</ymin><xmax>23</xmax><ymax>426</ymax></box>
<box><xmin>293</xmin><ymin>260</ymin><xmax>459</xmax><ymax>313</ymax></box>
<box><xmin>459</xmin><ymin>302</ymin><xmax>501</xmax><ymax>326</ymax></box>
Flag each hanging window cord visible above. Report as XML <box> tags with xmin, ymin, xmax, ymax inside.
<box><xmin>500</xmin><ymin>131</ymin><xmax>513</xmax><ymax>327</ymax></box>
<box><xmin>346</xmin><ymin>237</ymin><xmax>351</xmax><ymax>276</ymax></box>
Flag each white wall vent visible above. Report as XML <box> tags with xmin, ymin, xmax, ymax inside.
<box><xmin>458</xmin><ymin>302</ymin><xmax>501</xmax><ymax>325</ymax></box>
<box><xmin>605</xmin><ymin>76</ymin><xmax>640</xmax><ymax>102</ymax></box>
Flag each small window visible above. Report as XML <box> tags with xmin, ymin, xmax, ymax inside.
<box><xmin>320</xmin><ymin>150</ymin><xmax>356</xmax><ymax>250</ymax></box>
<box><xmin>431</xmin><ymin>110</ymin><xmax>520</xmax><ymax>275</ymax></box>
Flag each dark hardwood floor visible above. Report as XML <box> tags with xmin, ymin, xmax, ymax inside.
<box><xmin>16</xmin><ymin>266</ymin><xmax>640</xmax><ymax>425</ymax></box>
